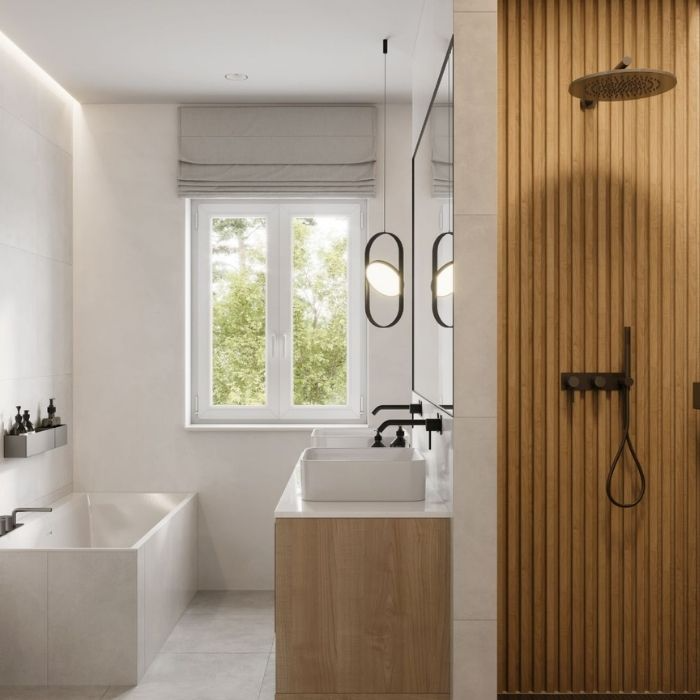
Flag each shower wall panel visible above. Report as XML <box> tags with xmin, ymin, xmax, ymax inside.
<box><xmin>498</xmin><ymin>0</ymin><xmax>700</xmax><ymax>693</ymax></box>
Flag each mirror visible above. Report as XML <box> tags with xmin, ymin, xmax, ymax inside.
<box><xmin>412</xmin><ymin>44</ymin><xmax>453</xmax><ymax>412</ymax></box>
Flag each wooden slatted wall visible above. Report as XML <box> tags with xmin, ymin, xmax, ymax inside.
<box><xmin>498</xmin><ymin>0</ymin><xmax>700</xmax><ymax>692</ymax></box>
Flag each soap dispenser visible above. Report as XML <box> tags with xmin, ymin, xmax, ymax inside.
<box><xmin>11</xmin><ymin>406</ymin><xmax>26</xmax><ymax>435</ymax></box>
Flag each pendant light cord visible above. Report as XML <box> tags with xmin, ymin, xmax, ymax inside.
<box><xmin>383</xmin><ymin>38</ymin><xmax>388</xmax><ymax>233</ymax></box>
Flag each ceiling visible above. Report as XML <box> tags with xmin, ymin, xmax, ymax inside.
<box><xmin>0</xmin><ymin>0</ymin><xmax>425</xmax><ymax>104</ymax></box>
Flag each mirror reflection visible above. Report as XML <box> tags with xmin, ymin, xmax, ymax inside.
<box><xmin>413</xmin><ymin>46</ymin><xmax>453</xmax><ymax>411</ymax></box>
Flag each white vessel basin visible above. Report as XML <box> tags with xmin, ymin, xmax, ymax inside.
<box><xmin>300</xmin><ymin>447</ymin><xmax>426</xmax><ymax>502</ymax></box>
<box><xmin>309</xmin><ymin>426</ymin><xmax>377</xmax><ymax>448</ymax></box>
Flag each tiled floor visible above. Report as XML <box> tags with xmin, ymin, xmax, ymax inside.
<box><xmin>0</xmin><ymin>591</ymin><xmax>275</xmax><ymax>700</ymax></box>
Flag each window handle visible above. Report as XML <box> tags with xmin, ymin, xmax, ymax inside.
<box><xmin>271</xmin><ymin>333</ymin><xmax>277</xmax><ymax>358</ymax></box>
<box><xmin>282</xmin><ymin>333</ymin><xmax>290</xmax><ymax>359</ymax></box>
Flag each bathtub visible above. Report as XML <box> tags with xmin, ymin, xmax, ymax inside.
<box><xmin>0</xmin><ymin>492</ymin><xmax>197</xmax><ymax>687</ymax></box>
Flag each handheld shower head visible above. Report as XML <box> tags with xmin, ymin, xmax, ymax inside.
<box><xmin>569</xmin><ymin>56</ymin><xmax>677</xmax><ymax>110</ymax></box>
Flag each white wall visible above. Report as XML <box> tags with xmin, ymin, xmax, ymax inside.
<box><xmin>73</xmin><ymin>102</ymin><xmax>412</xmax><ymax>590</ymax></box>
<box><xmin>0</xmin><ymin>35</ymin><xmax>74</xmax><ymax>513</ymax></box>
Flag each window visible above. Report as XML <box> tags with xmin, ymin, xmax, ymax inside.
<box><xmin>191</xmin><ymin>200</ymin><xmax>366</xmax><ymax>423</ymax></box>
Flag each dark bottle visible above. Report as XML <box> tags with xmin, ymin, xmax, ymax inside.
<box><xmin>11</xmin><ymin>406</ymin><xmax>26</xmax><ymax>435</ymax></box>
<box><xmin>22</xmin><ymin>410</ymin><xmax>34</xmax><ymax>432</ymax></box>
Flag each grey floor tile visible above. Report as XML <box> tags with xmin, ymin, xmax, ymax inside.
<box><xmin>104</xmin><ymin>652</ymin><xmax>268</xmax><ymax>700</ymax></box>
<box><xmin>257</xmin><ymin>655</ymin><xmax>275</xmax><ymax>700</ymax></box>
<box><xmin>163</xmin><ymin>591</ymin><xmax>274</xmax><ymax>654</ymax></box>
<box><xmin>0</xmin><ymin>688</ymin><xmax>108</xmax><ymax>699</ymax></box>
<box><xmin>163</xmin><ymin>612</ymin><xmax>273</xmax><ymax>654</ymax></box>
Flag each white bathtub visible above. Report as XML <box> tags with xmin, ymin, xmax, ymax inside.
<box><xmin>0</xmin><ymin>492</ymin><xmax>197</xmax><ymax>687</ymax></box>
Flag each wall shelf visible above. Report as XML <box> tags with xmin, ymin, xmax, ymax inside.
<box><xmin>3</xmin><ymin>425</ymin><xmax>68</xmax><ymax>459</ymax></box>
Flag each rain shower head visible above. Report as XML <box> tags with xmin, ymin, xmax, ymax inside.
<box><xmin>569</xmin><ymin>56</ymin><xmax>677</xmax><ymax>110</ymax></box>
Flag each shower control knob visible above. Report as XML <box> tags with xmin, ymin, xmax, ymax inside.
<box><xmin>593</xmin><ymin>375</ymin><xmax>607</xmax><ymax>390</ymax></box>
<box><xmin>566</xmin><ymin>375</ymin><xmax>580</xmax><ymax>390</ymax></box>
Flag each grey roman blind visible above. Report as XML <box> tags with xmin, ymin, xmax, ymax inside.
<box><xmin>178</xmin><ymin>105</ymin><xmax>377</xmax><ymax>196</ymax></box>
<box><xmin>430</xmin><ymin>105</ymin><xmax>453</xmax><ymax>197</ymax></box>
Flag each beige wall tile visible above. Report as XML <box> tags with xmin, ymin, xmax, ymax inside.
<box><xmin>455</xmin><ymin>0</ymin><xmax>497</xmax><ymax>11</ymax></box>
<box><xmin>453</xmin><ymin>620</ymin><xmax>497</xmax><ymax>699</ymax></box>
<box><xmin>452</xmin><ymin>416</ymin><xmax>497</xmax><ymax>621</ymax></box>
<box><xmin>453</xmin><ymin>214</ymin><xmax>497</xmax><ymax>418</ymax></box>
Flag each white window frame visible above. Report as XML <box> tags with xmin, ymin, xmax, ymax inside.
<box><xmin>190</xmin><ymin>199</ymin><xmax>367</xmax><ymax>425</ymax></box>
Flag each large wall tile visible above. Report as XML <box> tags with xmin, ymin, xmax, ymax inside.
<box><xmin>453</xmin><ymin>214</ymin><xmax>497</xmax><ymax>418</ymax></box>
<box><xmin>36</xmin><ymin>138</ymin><xmax>73</xmax><ymax>263</ymax></box>
<box><xmin>0</xmin><ymin>40</ymin><xmax>40</xmax><ymax>131</ymax></box>
<box><xmin>453</xmin><ymin>620</ymin><xmax>497</xmax><ymax>699</ymax></box>
<box><xmin>0</xmin><ymin>110</ymin><xmax>39</xmax><ymax>254</ymax></box>
<box><xmin>48</xmin><ymin>551</ymin><xmax>139</xmax><ymax>686</ymax></box>
<box><xmin>0</xmin><ymin>551</ymin><xmax>48</xmax><ymax>684</ymax></box>
<box><xmin>454</xmin><ymin>12</ymin><xmax>497</xmax><ymax>108</ymax></box>
<box><xmin>455</xmin><ymin>0</ymin><xmax>497</xmax><ymax>11</ymax></box>
<box><xmin>452</xmin><ymin>416</ymin><xmax>497</xmax><ymax>621</ymax></box>
<box><xmin>454</xmin><ymin>101</ymin><xmax>497</xmax><ymax>215</ymax></box>
<box><xmin>38</xmin><ymin>84</ymin><xmax>74</xmax><ymax>154</ymax></box>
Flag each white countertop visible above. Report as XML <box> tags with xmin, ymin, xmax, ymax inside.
<box><xmin>274</xmin><ymin>461</ymin><xmax>452</xmax><ymax>518</ymax></box>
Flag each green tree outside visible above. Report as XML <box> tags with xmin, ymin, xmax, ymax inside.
<box><xmin>210</xmin><ymin>215</ymin><xmax>349</xmax><ymax>408</ymax></box>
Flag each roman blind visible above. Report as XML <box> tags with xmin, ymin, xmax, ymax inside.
<box><xmin>430</xmin><ymin>104</ymin><xmax>452</xmax><ymax>196</ymax></box>
<box><xmin>178</xmin><ymin>105</ymin><xmax>377</xmax><ymax>196</ymax></box>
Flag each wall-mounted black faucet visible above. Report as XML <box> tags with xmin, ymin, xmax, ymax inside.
<box><xmin>373</xmin><ymin>415</ymin><xmax>443</xmax><ymax>449</ymax></box>
<box><xmin>371</xmin><ymin>402</ymin><xmax>423</xmax><ymax>417</ymax></box>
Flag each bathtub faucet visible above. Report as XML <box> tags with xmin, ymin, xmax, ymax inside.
<box><xmin>0</xmin><ymin>507</ymin><xmax>52</xmax><ymax>537</ymax></box>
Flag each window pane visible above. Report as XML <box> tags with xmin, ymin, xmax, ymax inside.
<box><xmin>292</xmin><ymin>216</ymin><xmax>349</xmax><ymax>406</ymax></box>
<box><xmin>210</xmin><ymin>216</ymin><xmax>267</xmax><ymax>406</ymax></box>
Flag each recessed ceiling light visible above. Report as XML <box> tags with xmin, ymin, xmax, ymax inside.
<box><xmin>225</xmin><ymin>73</ymin><xmax>249</xmax><ymax>82</ymax></box>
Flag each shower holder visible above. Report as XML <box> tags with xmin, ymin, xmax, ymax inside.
<box><xmin>561</xmin><ymin>372</ymin><xmax>632</xmax><ymax>392</ymax></box>
<box><xmin>3</xmin><ymin>424</ymin><xmax>68</xmax><ymax>459</ymax></box>
<box><xmin>693</xmin><ymin>382</ymin><xmax>700</xmax><ymax>410</ymax></box>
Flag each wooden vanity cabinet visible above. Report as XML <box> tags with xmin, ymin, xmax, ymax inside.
<box><xmin>275</xmin><ymin>517</ymin><xmax>451</xmax><ymax>699</ymax></box>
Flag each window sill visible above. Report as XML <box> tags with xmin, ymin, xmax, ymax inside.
<box><xmin>184</xmin><ymin>423</ymin><xmax>369</xmax><ymax>432</ymax></box>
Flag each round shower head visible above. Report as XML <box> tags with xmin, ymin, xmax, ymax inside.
<box><xmin>569</xmin><ymin>57</ymin><xmax>676</xmax><ymax>109</ymax></box>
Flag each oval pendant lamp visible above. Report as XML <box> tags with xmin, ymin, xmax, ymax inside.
<box><xmin>364</xmin><ymin>38</ymin><xmax>405</xmax><ymax>328</ymax></box>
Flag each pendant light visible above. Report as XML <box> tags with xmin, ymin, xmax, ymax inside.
<box><xmin>364</xmin><ymin>38</ymin><xmax>405</xmax><ymax>328</ymax></box>
<box><xmin>431</xmin><ymin>231</ymin><xmax>454</xmax><ymax>327</ymax></box>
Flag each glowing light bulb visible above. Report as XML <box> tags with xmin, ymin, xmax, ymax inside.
<box><xmin>366</xmin><ymin>260</ymin><xmax>401</xmax><ymax>297</ymax></box>
<box><xmin>435</xmin><ymin>262</ymin><xmax>454</xmax><ymax>297</ymax></box>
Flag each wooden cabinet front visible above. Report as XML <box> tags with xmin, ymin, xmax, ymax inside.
<box><xmin>275</xmin><ymin>517</ymin><xmax>451</xmax><ymax>698</ymax></box>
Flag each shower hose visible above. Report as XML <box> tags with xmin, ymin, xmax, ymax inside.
<box><xmin>605</xmin><ymin>327</ymin><xmax>646</xmax><ymax>508</ymax></box>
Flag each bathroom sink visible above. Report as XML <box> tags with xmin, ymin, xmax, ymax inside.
<box><xmin>309</xmin><ymin>426</ymin><xmax>377</xmax><ymax>448</ymax></box>
<box><xmin>299</xmin><ymin>447</ymin><xmax>426</xmax><ymax>502</ymax></box>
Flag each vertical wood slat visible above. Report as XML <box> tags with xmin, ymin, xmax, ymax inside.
<box><xmin>497</xmin><ymin>0</ymin><xmax>700</xmax><ymax>692</ymax></box>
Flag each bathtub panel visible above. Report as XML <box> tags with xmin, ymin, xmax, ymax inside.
<box><xmin>137</xmin><ymin>544</ymin><xmax>146</xmax><ymax>682</ymax></box>
<box><xmin>143</xmin><ymin>494</ymin><xmax>197</xmax><ymax>669</ymax></box>
<box><xmin>0</xmin><ymin>551</ymin><xmax>48</xmax><ymax>684</ymax></box>
<box><xmin>48</xmin><ymin>550</ymin><xmax>139</xmax><ymax>685</ymax></box>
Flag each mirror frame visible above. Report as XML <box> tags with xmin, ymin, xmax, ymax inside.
<box><xmin>411</xmin><ymin>39</ymin><xmax>454</xmax><ymax>416</ymax></box>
